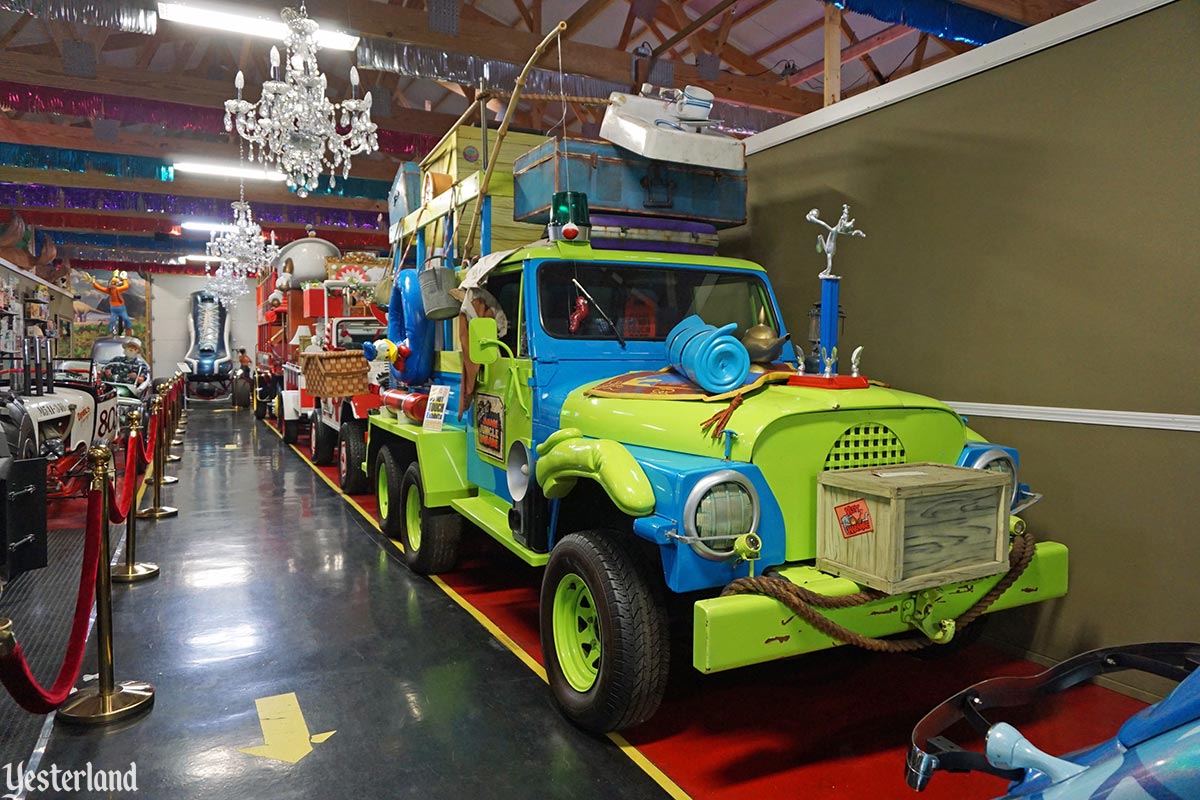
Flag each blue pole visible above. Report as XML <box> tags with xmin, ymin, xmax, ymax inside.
<box><xmin>444</xmin><ymin>209</ymin><xmax>455</xmax><ymax>267</ymax></box>
<box><xmin>415</xmin><ymin>230</ymin><xmax>426</xmax><ymax>270</ymax></box>
<box><xmin>481</xmin><ymin>195</ymin><xmax>493</xmax><ymax>256</ymax></box>
<box><xmin>819</xmin><ymin>276</ymin><xmax>839</xmax><ymax>372</ymax></box>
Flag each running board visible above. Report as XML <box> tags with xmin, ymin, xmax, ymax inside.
<box><xmin>451</xmin><ymin>493</ymin><xmax>549</xmax><ymax>567</ymax></box>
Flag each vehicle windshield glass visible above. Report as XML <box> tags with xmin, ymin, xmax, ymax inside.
<box><xmin>91</xmin><ymin>340</ymin><xmax>126</xmax><ymax>366</ymax></box>
<box><xmin>537</xmin><ymin>260</ymin><xmax>777</xmax><ymax>342</ymax></box>
<box><xmin>334</xmin><ymin>319</ymin><xmax>385</xmax><ymax>349</ymax></box>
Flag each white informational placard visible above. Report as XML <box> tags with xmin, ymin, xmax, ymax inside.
<box><xmin>423</xmin><ymin>385</ymin><xmax>450</xmax><ymax>432</ymax></box>
<box><xmin>176</xmin><ymin>362</ymin><xmax>192</xmax><ymax>374</ymax></box>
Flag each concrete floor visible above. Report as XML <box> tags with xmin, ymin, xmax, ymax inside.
<box><xmin>31</xmin><ymin>408</ymin><xmax>667</xmax><ymax>799</ymax></box>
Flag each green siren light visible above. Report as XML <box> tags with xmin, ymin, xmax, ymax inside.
<box><xmin>549</xmin><ymin>191</ymin><xmax>590</xmax><ymax>243</ymax></box>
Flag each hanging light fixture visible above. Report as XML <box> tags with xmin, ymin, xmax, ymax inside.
<box><xmin>204</xmin><ymin>139</ymin><xmax>281</xmax><ymax>307</ymax></box>
<box><xmin>223</xmin><ymin>2</ymin><xmax>378</xmax><ymax>198</ymax></box>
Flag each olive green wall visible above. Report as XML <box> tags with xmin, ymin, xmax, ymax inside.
<box><xmin>728</xmin><ymin>1</ymin><xmax>1199</xmax><ymax>698</ymax></box>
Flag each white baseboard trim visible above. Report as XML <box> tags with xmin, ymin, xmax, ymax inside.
<box><xmin>944</xmin><ymin>401</ymin><xmax>1200</xmax><ymax>433</ymax></box>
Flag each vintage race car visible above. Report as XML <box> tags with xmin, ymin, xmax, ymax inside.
<box><xmin>1</xmin><ymin>345</ymin><xmax>121</xmax><ymax>498</ymax></box>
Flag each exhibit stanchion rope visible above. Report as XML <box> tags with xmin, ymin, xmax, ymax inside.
<box><xmin>140</xmin><ymin>402</ymin><xmax>160</xmax><ymax>466</ymax></box>
<box><xmin>108</xmin><ymin>426</ymin><xmax>141</xmax><ymax>523</ymax></box>
<box><xmin>0</xmin><ymin>490</ymin><xmax>104</xmax><ymax>713</ymax></box>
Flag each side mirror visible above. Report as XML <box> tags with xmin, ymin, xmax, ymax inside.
<box><xmin>468</xmin><ymin>316</ymin><xmax>501</xmax><ymax>366</ymax></box>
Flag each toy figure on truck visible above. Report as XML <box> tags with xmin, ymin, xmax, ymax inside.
<box><xmin>350</xmin><ymin>85</ymin><xmax>1068</xmax><ymax>734</ymax></box>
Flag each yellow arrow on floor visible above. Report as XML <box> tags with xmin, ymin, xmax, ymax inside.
<box><xmin>239</xmin><ymin>692</ymin><xmax>335</xmax><ymax>764</ymax></box>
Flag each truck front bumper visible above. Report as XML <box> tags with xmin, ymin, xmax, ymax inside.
<box><xmin>693</xmin><ymin>540</ymin><xmax>1068</xmax><ymax>673</ymax></box>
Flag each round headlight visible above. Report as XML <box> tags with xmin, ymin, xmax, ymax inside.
<box><xmin>971</xmin><ymin>448</ymin><xmax>1018</xmax><ymax>508</ymax></box>
<box><xmin>683</xmin><ymin>471</ymin><xmax>759</xmax><ymax>561</ymax></box>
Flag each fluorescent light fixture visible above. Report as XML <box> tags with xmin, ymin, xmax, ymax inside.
<box><xmin>181</xmin><ymin>220</ymin><xmax>238</xmax><ymax>233</ymax></box>
<box><xmin>157</xmin><ymin>2</ymin><xmax>360</xmax><ymax>51</ymax></box>
<box><xmin>173</xmin><ymin>161</ymin><xmax>286</xmax><ymax>182</ymax></box>
<box><xmin>184</xmin><ymin>254</ymin><xmax>220</xmax><ymax>262</ymax></box>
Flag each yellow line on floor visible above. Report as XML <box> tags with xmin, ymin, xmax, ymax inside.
<box><xmin>429</xmin><ymin>575</ymin><xmax>548</xmax><ymax>682</ymax></box>
<box><xmin>268</xmin><ymin>417</ymin><xmax>692</xmax><ymax>800</ymax></box>
<box><xmin>608</xmin><ymin>733</ymin><xmax>693</xmax><ymax>800</ymax></box>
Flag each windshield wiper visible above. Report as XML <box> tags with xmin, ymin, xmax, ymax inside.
<box><xmin>571</xmin><ymin>278</ymin><xmax>626</xmax><ymax>348</ymax></box>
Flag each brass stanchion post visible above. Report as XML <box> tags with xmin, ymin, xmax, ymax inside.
<box><xmin>174</xmin><ymin>372</ymin><xmax>187</xmax><ymax>431</ymax></box>
<box><xmin>112</xmin><ymin>410</ymin><xmax>159</xmax><ymax>583</ymax></box>
<box><xmin>169</xmin><ymin>376</ymin><xmax>184</xmax><ymax>447</ymax></box>
<box><xmin>57</xmin><ymin>446</ymin><xmax>155</xmax><ymax>724</ymax></box>
<box><xmin>138</xmin><ymin>393</ymin><xmax>178</xmax><ymax>519</ymax></box>
<box><xmin>157</xmin><ymin>383</ymin><xmax>182</xmax><ymax>470</ymax></box>
<box><xmin>0</xmin><ymin>617</ymin><xmax>13</xmax><ymax>657</ymax></box>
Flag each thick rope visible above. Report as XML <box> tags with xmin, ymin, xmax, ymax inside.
<box><xmin>0</xmin><ymin>490</ymin><xmax>104</xmax><ymax>713</ymax></box>
<box><xmin>721</xmin><ymin>533</ymin><xmax>1036</xmax><ymax>653</ymax></box>
<box><xmin>108</xmin><ymin>437</ymin><xmax>140</xmax><ymax>523</ymax></box>
<box><xmin>140</xmin><ymin>407</ymin><xmax>159</xmax><ymax>467</ymax></box>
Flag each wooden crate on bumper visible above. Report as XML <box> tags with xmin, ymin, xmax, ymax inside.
<box><xmin>816</xmin><ymin>463</ymin><xmax>1010</xmax><ymax>594</ymax></box>
<box><xmin>298</xmin><ymin>350</ymin><xmax>369</xmax><ymax>398</ymax></box>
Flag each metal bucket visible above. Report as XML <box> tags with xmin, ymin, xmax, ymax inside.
<box><xmin>419</xmin><ymin>266</ymin><xmax>460</xmax><ymax>320</ymax></box>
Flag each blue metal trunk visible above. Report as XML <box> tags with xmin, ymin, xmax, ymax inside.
<box><xmin>512</xmin><ymin>139</ymin><xmax>746</xmax><ymax>230</ymax></box>
<box><xmin>388</xmin><ymin>161</ymin><xmax>422</xmax><ymax>231</ymax></box>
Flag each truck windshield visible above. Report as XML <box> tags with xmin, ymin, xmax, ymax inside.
<box><xmin>537</xmin><ymin>260</ymin><xmax>777</xmax><ymax>342</ymax></box>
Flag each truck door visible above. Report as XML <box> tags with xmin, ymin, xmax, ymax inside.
<box><xmin>465</xmin><ymin>270</ymin><xmax>532</xmax><ymax>503</ymax></box>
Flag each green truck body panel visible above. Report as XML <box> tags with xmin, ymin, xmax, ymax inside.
<box><xmin>693</xmin><ymin>541</ymin><xmax>1069</xmax><ymax>673</ymax></box>
<box><xmin>368</xmin><ymin>414</ymin><xmax>471</xmax><ymax>507</ymax></box>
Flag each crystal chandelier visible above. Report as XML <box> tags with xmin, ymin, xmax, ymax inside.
<box><xmin>204</xmin><ymin>138</ymin><xmax>281</xmax><ymax>307</ymax></box>
<box><xmin>204</xmin><ymin>199</ymin><xmax>279</xmax><ymax>307</ymax></box>
<box><xmin>223</xmin><ymin>3</ymin><xmax>378</xmax><ymax>198</ymax></box>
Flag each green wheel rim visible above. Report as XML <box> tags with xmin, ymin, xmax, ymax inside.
<box><xmin>405</xmin><ymin>483</ymin><xmax>422</xmax><ymax>551</ymax></box>
<box><xmin>377</xmin><ymin>465</ymin><xmax>389</xmax><ymax>519</ymax></box>
<box><xmin>552</xmin><ymin>572</ymin><xmax>601</xmax><ymax>693</ymax></box>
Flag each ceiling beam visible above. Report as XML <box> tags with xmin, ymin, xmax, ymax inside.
<box><xmin>651</xmin><ymin>0</ymin><xmax>739</xmax><ymax>57</ymax></box>
<box><xmin>839</xmin><ymin>17</ymin><xmax>885</xmax><ymax>87</ymax></box>
<box><xmin>0</xmin><ymin>50</ymin><xmax>463</xmax><ymax>138</ymax></box>
<box><xmin>0</xmin><ymin>118</ymin><xmax>402</xmax><ymax>182</ymax></box>
<box><xmin>0</xmin><ymin>166</ymin><xmax>384</xmax><ymax>213</ymax></box>
<box><xmin>751</xmin><ymin>16</ymin><xmax>823</xmax><ymax>61</ymax></box>
<box><xmin>308</xmin><ymin>0</ymin><xmax>821</xmax><ymax>115</ymax></box>
<box><xmin>0</xmin><ymin>16</ymin><xmax>31</xmax><ymax>49</ymax></box>
<box><xmin>953</xmin><ymin>0</ymin><xmax>1085</xmax><ymax>26</ymax></box>
<box><xmin>822</xmin><ymin>4</ymin><xmax>841</xmax><ymax>106</ymax></box>
<box><xmin>789</xmin><ymin>24</ymin><xmax>915</xmax><ymax>87</ymax></box>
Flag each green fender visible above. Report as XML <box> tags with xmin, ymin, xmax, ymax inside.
<box><xmin>534</xmin><ymin>428</ymin><xmax>656</xmax><ymax>517</ymax></box>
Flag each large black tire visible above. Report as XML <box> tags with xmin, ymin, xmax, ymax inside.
<box><xmin>539</xmin><ymin>530</ymin><xmax>669</xmax><ymax>733</ymax></box>
<box><xmin>337</xmin><ymin>420</ymin><xmax>369</xmax><ymax>494</ymax></box>
<box><xmin>283</xmin><ymin>419</ymin><xmax>299</xmax><ymax>445</ymax></box>
<box><xmin>309</xmin><ymin>417</ymin><xmax>336</xmax><ymax>465</ymax></box>
<box><xmin>231</xmin><ymin>378</ymin><xmax>252</xmax><ymax>409</ymax></box>
<box><xmin>375</xmin><ymin>446</ymin><xmax>406</xmax><ymax>537</ymax></box>
<box><xmin>398</xmin><ymin>462</ymin><xmax>463</xmax><ymax>575</ymax></box>
<box><xmin>255</xmin><ymin>380</ymin><xmax>274</xmax><ymax>420</ymax></box>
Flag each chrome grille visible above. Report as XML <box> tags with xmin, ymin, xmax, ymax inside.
<box><xmin>824</xmin><ymin>424</ymin><xmax>906</xmax><ymax>471</ymax></box>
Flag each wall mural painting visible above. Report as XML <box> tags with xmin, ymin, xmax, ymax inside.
<box><xmin>68</xmin><ymin>268</ymin><xmax>152</xmax><ymax>360</ymax></box>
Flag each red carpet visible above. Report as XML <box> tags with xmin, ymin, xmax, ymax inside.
<box><xmin>280</xmin><ymin>417</ymin><xmax>1147</xmax><ymax>799</ymax></box>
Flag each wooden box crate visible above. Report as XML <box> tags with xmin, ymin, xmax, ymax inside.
<box><xmin>424</xmin><ymin>126</ymin><xmax>549</xmax><ymax>183</ymax></box>
<box><xmin>298</xmin><ymin>350</ymin><xmax>369</xmax><ymax>398</ymax></box>
<box><xmin>816</xmin><ymin>463</ymin><xmax>1010</xmax><ymax>594</ymax></box>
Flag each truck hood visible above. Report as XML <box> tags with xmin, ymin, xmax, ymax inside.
<box><xmin>559</xmin><ymin>380</ymin><xmax>965</xmax><ymax>461</ymax></box>
<box><xmin>19</xmin><ymin>393</ymin><xmax>79</xmax><ymax>422</ymax></box>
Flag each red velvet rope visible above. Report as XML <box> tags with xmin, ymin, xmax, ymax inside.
<box><xmin>140</xmin><ymin>408</ymin><xmax>159</xmax><ymax>466</ymax></box>
<box><xmin>0</xmin><ymin>490</ymin><xmax>104</xmax><ymax>713</ymax></box>
<box><xmin>108</xmin><ymin>439</ymin><xmax>139</xmax><ymax>523</ymax></box>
